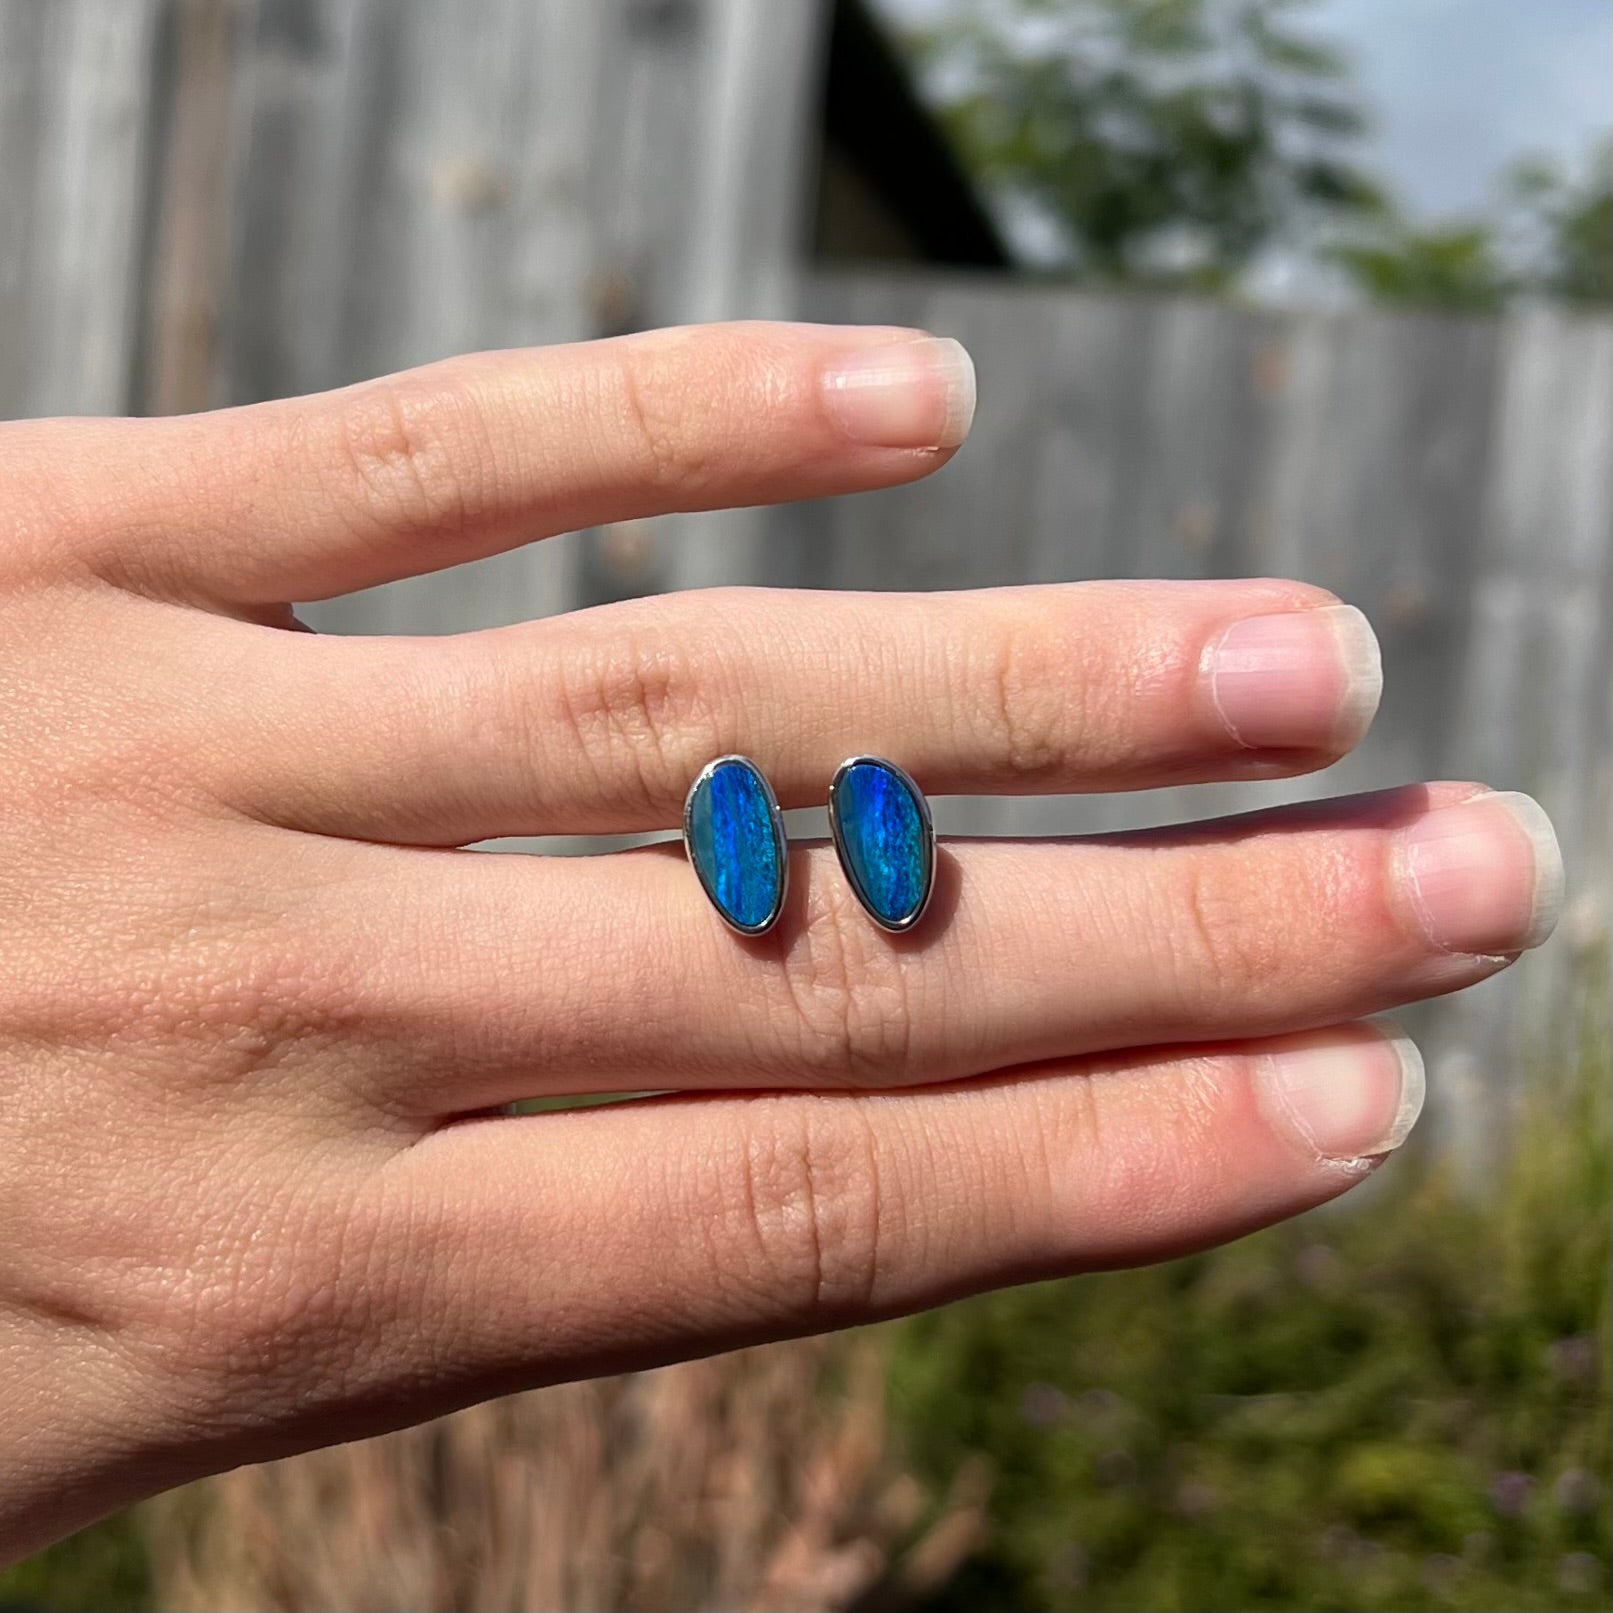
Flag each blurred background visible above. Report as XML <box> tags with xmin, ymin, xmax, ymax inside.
<box><xmin>0</xmin><ymin>1</ymin><xmax>1607</xmax><ymax>1608</ymax></box>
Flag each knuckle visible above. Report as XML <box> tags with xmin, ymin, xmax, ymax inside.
<box><xmin>163</xmin><ymin>1177</ymin><xmax>384</xmax><ymax>1421</ymax></box>
<box><xmin>725</xmin><ymin>1101</ymin><xmax>884</xmax><ymax>1315</ymax></box>
<box><xmin>82</xmin><ymin>893</ymin><xmax>369</xmax><ymax>1111</ymax></box>
<box><xmin>776</xmin><ymin>877</ymin><xmax>919</xmax><ymax>1084</ymax></box>
<box><xmin>327</xmin><ymin>374</ymin><xmax>492</xmax><ymax>541</ymax></box>
<box><xmin>1168</xmin><ymin>852</ymin><xmax>1282</xmax><ymax>1008</ymax></box>
<box><xmin>975</xmin><ymin>619</ymin><xmax>1076</xmax><ymax>782</ymax></box>
<box><xmin>191</xmin><ymin>1223</ymin><xmax>337</xmax><ymax>1382</ymax></box>
<box><xmin>164</xmin><ymin>942</ymin><xmax>354</xmax><ymax>1074</ymax></box>
<box><xmin>614</xmin><ymin>342</ymin><xmax>721</xmax><ymax>501</ymax></box>
<box><xmin>0</xmin><ymin>1137</ymin><xmax>379</xmax><ymax>1436</ymax></box>
<box><xmin>546</xmin><ymin>616</ymin><xmax>726</xmax><ymax>810</ymax></box>
<box><xmin>1096</xmin><ymin>1052</ymin><xmax>1233</xmax><ymax>1221</ymax></box>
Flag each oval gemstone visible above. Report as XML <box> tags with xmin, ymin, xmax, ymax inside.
<box><xmin>684</xmin><ymin>757</ymin><xmax>786</xmax><ymax>934</ymax></box>
<box><xmin>830</xmin><ymin>759</ymin><xmax>934</xmax><ymax>931</ymax></box>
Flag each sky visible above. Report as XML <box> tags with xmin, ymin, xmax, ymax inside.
<box><xmin>873</xmin><ymin>0</ymin><xmax>1612</xmax><ymax>223</ymax></box>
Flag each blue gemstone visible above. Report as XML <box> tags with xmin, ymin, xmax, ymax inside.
<box><xmin>685</xmin><ymin>757</ymin><xmax>785</xmax><ymax>933</ymax></box>
<box><xmin>831</xmin><ymin>759</ymin><xmax>933</xmax><ymax>931</ymax></box>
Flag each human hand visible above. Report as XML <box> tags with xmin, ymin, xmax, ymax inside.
<box><xmin>0</xmin><ymin>322</ymin><xmax>1561</xmax><ymax>1557</ymax></box>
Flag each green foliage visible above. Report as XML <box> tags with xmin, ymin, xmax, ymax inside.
<box><xmin>1326</xmin><ymin>140</ymin><xmax>1613</xmax><ymax>312</ymax></box>
<box><xmin>908</xmin><ymin>1</ymin><xmax>1611</xmax><ymax>310</ymax></box>
<box><xmin>1504</xmin><ymin>140</ymin><xmax>1613</xmax><ymax>305</ymax></box>
<box><xmin>1331</xmin><ymin>224</ymin><xmax>1508</xmax><ymax>313</ymax></box>
<box><xmin>911</xmin><ymin>0</ymin><xmax>1383</xmax><ymax>286</ymax></box>
<box><xmin>888</xmin><ymin>1032</ymin><xmax>1611</xmax><ymax>1611</ymax></box>
<box><xmin>0</xmin><ymin>1510</ymin><xmax>151</xmax><ymax>1612</ymax></box>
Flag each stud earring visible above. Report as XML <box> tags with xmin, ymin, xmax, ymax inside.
<box><xmin>827</xmin><ymin>755</ymin><xmax>936</xmax><ymax>933</ymax></box>
<box><xmin>683</xmin><ymin>755</ymin><xmax>788</xmax><ymax>935</ymax></box>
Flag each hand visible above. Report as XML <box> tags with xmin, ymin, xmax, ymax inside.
<box><xmin>0</xmin><ymin>322</ymin><xmax>1561</xmax><ymax>1558</ymax></box>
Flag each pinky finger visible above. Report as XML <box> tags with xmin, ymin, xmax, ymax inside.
<box><xmin>384</xmin><ymin>1023</ymin><xmax>1424</xmax><ymax>1387</ymax></box>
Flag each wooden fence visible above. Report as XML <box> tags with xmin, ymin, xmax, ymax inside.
<box><xmin>322</xmin><ymin>272</ymin><xmax>1613</xmax><ymax>1164</ymax></box>
<box><xmin>1</xmin><ymin>0</ymin><xmax>1608</xmax><ymax>1163</ymax></box>
<box><xmin>786</xmin><ymin>275</ymin><xmax>1613</xmax><ymax>1167</ymax></box>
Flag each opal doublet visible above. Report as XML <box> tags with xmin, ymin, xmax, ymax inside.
<box><xmin>829</xmin><ymin>757</ymin><xmax>935</xmax><ymax>932</ymax></box>
<box><xmin>684</xmin><ymin>755</ymin><xmax>787</xmax><ymax>934</ymax></box>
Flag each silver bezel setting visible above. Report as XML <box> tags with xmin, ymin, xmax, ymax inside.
<box><xmin>826</xmin><ymin>754</ymin><xmax>936</xmax><ymax>934</ymax></box>
<box><xmin>682</xmin><ymin>754</ymin><xmax>790</xmax><ymax>937</ymax></box>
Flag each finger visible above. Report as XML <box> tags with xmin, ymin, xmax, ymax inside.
<box><xmin>316</xmin><ymin>782</ymin><xmax>1558</xmax><ymax>1116</ymax></box>
<box><xmin>38</xmin><ymin>323</ymin><xmax>976</xmax><ymax>605</ymax></box>
<box><xmin>372</xmin><ymin>1024</ymin><xmax>1424</xmax><ymax>1392</ymax></box>
<box><xmin>227</xmin><ymin>579</ymin><xmax>1383</xmax><ymax>842</ymax></box>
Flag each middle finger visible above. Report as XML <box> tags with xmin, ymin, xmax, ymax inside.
<box><xmin>231</xmin><ymin>578</ymin><xmax>1382</xmax><ymax>843</ymax></box>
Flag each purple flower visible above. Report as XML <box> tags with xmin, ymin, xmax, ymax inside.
<box><xmin>1554</xmin><ymin>1467</ymin><xmax>1599</xmax><ymax>1514</ymax></box>
<box><xmin>1489</xmin><ymin>1470</ymin><xmax>1534</xmax><ymax>1517</ymax></box>
<box><xmin>1548</xmin><ymin>1334</ymin><xmax>1598</xmax><ymax>1384</ymax></box>
<box><xmin>1019</xmin><ymin>1381</ymin><xmax>1069</xmax><ymax>1428</ymax></box>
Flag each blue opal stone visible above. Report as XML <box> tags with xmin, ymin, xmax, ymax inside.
<box><xmin>830</xmin><ymin>759</ymin><xmax>934</xmax><ymax>931</ymax></box>
<box><xmin>685</xmin><ymin>757</ymin><xmax>786</xmax><ymax>934</ymax></box>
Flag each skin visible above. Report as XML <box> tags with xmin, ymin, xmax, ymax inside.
<box><xmin>0</xmin><ymin>322</ymin><xmax>1558</xmax><ymax>1561</ymax></box>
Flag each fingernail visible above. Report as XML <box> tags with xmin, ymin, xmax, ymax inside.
<box><xmin>1254</xmin><ymin>1026</ymin><xmax>1425</xmax><ymax>1161</ymax></box>
<box><xmin>1206</xmin><ymin>605</ymin><xmax>1382</xmax><ymax>749</ymax></box>
<box><xmin>1394</xmin><ymin>791</ymin><xmax>1564</xmax><ymax>955</ymax></box>
<box><xmin>820</xmin><ymin>335</ymin><xmax>976</xmax><ymax>449</ymax></box>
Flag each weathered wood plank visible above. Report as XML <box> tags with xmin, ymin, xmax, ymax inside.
<box><xmin>797</xmin><ymin>268</ymin><xmax>1610</xmax><ymax>1156</ymax></box>
<box><xmin>0</xmin><ymin>0</ymin><xmax>163</xmax><ymax>418</ymax></box>
<box><xmin>658</xmin><ymin>0</ymin><xmax>830</xmax><ymax>592</ymax></box>
<box><xmin>223</xmin><ymin>0</ymin><xmax>613</xmax><ymax>633</ymax></box>
<box><xmin>1430</xmin><ymin>308</ymin><xmax>1613</xmax><ymax>1159</ymax></box>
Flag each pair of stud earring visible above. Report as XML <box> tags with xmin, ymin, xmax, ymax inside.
<box><xmin>683</xmin><ymin>754</ymin><xmax>935</xmax><ymax>937</ymax></box>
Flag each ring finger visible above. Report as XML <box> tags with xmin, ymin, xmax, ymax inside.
<box><xmin>304</xmin><ymin>781</ymin><xmax>1559</xmax><ymax>1116</ymax></box>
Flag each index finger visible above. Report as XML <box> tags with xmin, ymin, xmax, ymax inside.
<box><xmin>29</xmin><ymin>322</ymin><xmax>975</xmax><ymax>606</ymax></box>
